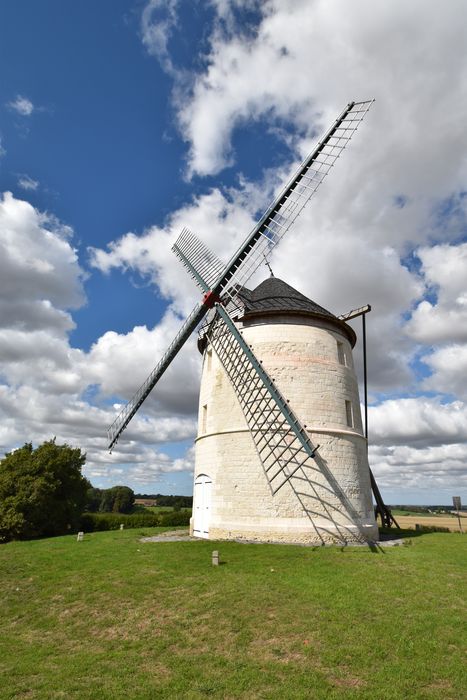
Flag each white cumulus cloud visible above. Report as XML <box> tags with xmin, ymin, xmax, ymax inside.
<box><xmin>406</xmin><ymin>242</ymin><xmax>467</xmax><ymax>345</ymax></box>
<box><xmin>0</xmin><ymin>192</ymin><xmax>198</xmax><ymax>489</ymax></box>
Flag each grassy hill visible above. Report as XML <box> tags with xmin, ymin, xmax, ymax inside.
<box><xmin>0</xmin><ymin>528</ymin><xmax>465</xmax><ymax>699</ymax></box>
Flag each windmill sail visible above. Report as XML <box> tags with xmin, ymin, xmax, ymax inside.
<box><xmin>172</xmin><ymin>227</ymin><xmax>225</xmax><ymax>293</ymax></box>
<box><xmin>208</xmin><ymin>305</ymin><xmax>320</xmax><ymax>494</ymax></box>
<box><xmin>211</xmin><ymin>100</ymin><xmax>374</xmax><ymax>302</ymax></box>
<box><xmin>107</xmin><ymin>302</ymin><xmax>206</xmax><ymax>450</ymax></box>
<box><xmin>107</xmin><ymin>100</ymin><xmax>374</xmax><ymax>448</ymax></box>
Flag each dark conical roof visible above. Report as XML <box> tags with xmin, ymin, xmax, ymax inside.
<box><xmin>237</xmin><ymin>277</ymin><xmax>337</xmax><ymax>319</ymax></box>
<box><xmin>233</xmin><ymin>276</ymin><xmax>356</xmax><ymax>347</ymax></box>
<box><xmin>198</xmin><ymin>277</ymin><xmax>357</xmax><ymax>353</ymax></box>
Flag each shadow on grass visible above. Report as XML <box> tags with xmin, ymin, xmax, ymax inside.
<box><xmin>378</xmin><ymin>526</ymin><xmax>450</xmax><ymax>541</ymax></box>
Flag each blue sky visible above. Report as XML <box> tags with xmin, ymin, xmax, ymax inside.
<box><xmin>1</xmin><ymin>0</ymin><xmax>182</xmax><ymax>346</ymax></box>
<box><xmin>0</xmin><ymin>0</ymin><xmax>292</xmax><ymax>348</ymax></box>
<box><xmin>0</xmin><ymin>0</ymin><xmax>466</xmax><ymax>503</ymax></box>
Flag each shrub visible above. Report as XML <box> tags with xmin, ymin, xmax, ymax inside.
<box><xmin>159</xmin><ymin>510</ymin><xmax>191</xmax><ymax>526</ymax></box>
<box><xmin>414</xmin><ymin>523</ymin><xmax>451</xmax><ymax>533</ymax></box>
<box><xmin>80</xmin><ymin>512</ymin><xmax>161</xmax><ymax>532</ymax></box>
<box><xmin>79</xmin><ymin>509</ymin><xmax>191</xmax><ymax>532</ymax></box>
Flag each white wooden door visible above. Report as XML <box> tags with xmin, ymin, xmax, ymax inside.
<box><xmin>193</xmin><ymin>474</ymin><xmax>212</xmax><ymax>538</ymax></box>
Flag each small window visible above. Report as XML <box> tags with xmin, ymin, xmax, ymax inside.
<box><xmin>206</xmin><ymin>348</ymin><xmax>212</xmax><ymax>372</ymax></box>
<box><xmin>337</xmin><ymin>341</ymin><xmax>346</xmax><ymax>366</ymax></box>
<box><xmin>345</xmin><ymin>400</ymin><xmax>353</xmax><ymax>428</ymax></box>
<box><xmin>201</xmin><ymin>404</ymin><xmax>208</xmax><ymax>433</ymax></box>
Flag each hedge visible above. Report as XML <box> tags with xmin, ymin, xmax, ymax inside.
<box><xmin>414</xmin><ymin>523</ymin><xmax>451</xmax><ymax>533</ymax></box>
<box><xmin>79</xmin><ymin>509</ymin><xmax>191</xmax><ymax>532</ymax></box>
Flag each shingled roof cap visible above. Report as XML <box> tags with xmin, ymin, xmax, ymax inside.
<box><xmin>244</xmin><ymin>277</ymin><xmax>336</xmax><ymax>318</ymax></box>
<box><xmin>234</xmin><ymin>277</ymin><xmax>356</xmax><ymax>346</ymax></box>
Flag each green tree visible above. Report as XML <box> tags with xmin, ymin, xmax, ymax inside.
<box><xmin>110</xmin><ymin>486</ymin><xmax>134</xmax><ymax>514</ymax></box>
<box><xmin>99</xmin><ymin>488</ymin><xmax>114</xmax><ymax>513</ymax></box>
<box><xmin>85</xmin><ymin>486</ymin><xmax>102</xmax><ymax>513</ymax></box>
<box><xmin>98</xmin><ymin>485</ymin><xmax>135</xmax><ymax>514</ymax></box>
<box><xmin>0</xmin><ymin>440</ymin><xmax>88</xmax><ymax>542</ymax></box>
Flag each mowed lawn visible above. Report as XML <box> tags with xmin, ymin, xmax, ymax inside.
<box><xmin>0</xmin><ymin>529</ymin><xmax>465</xmax><ymax>699</ymax></box>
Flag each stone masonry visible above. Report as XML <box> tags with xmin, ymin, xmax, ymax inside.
<box><xmin>191</xmin><ymin>279</ymin><xmax>378</xmax><ymax>545</ymax></box>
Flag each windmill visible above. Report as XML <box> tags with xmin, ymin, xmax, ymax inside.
<box><xmin>108</xmin><ymin>100</ymin><xmax>396</xmax><ymax>545</ymax></box>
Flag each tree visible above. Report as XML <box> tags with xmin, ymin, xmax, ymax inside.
<box><xmin>98</xmin><ymin>488</ymin><xmax>114</xmax><ymax>513</ymax></box>
<box><xmin>98</xmin><ymin>485</ymin><xmax>135</xmax><ymax>514</ymax></box>
<box><xmin>0</xmin><ymin>440</ymin><xmax>88</xmax><ymax>542</ymax></box>
<box><xmin>85</xmin><ymin>486</ymin><xmax>103</xmax><ymax>513</ymax></box>
<box><xmin>110</xmin><ymin>486</ymin><xmax>134</xmax><ymax>514</ymax></box>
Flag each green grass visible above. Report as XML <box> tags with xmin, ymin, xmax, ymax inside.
<box><xmin>0</xmin><ymin>529</ymin><xmax>466</xmax><ymax>699</ymax></box>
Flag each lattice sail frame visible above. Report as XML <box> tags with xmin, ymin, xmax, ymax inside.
<box><xmin>208</xmin><ymin>306</ymin><xmax>320</xmax><ymax>495</ymax></box>
<box><xmin>217</xmin><ymin>100</ymin><xmax>374</xmax><ymax>304</ymax></box>
<box><xmin>107</xmin><ymin>100</ymin><xmax>374</xmax><ymax>449</ymax></box>
<box><xmin>172</xmin><ymin>228</ymin><xmax>225</xmax><ymax>293</ymax></box>
<box><xmin>107</xmin><ymin>302</ymin><xmax>206</xmax><ymax>450</ymax></box>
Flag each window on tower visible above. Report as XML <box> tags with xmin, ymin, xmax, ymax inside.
<box><xmin>206</xmin><ymin>348</ymin><xmax>213</xmax><ymax>372</ymax></box>
<box><xmin>337</xmin><ymin>341</ymin><xmax>346</xmax><ymax>366</ymax></box>
<box><xmin>201</xmin><ymin>404</ymin><xmax>208</xmax><ymax>433</ymax></box>
<box><xmin>345</xmin><ymin>400</ymin><xmax>354</xmax><ymax>428</ymax></box>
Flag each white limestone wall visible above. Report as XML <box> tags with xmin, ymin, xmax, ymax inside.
<box><xmin>192</xmin><ymin>315</ymin><xmax>378</xmax><ymax>544</ymax></box>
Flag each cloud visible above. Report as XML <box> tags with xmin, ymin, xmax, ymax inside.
<box><xmin>0</xmin><ymin>383</ymin><xmax>196</xmax><ymax>487</ymax></box>
<box><xmin>406</xmin><ymin>242</ymin><xmax>467</xmax><ymax>345</ymax></box>
<box><xmin>0</xmin><ymin>192</ymin><xmax>84</xmax><ymax>330</ymax></box>
<box><xmin>2</xmin><ymin>3</ymin><xmax>466</xmax><ymax>499</ymax></box>
<box><xmin>170</xmin><ymin>0</ymin><xmax>467</xmax><ymax>184</ymax></box>
<box><xmin>17</xmin><ymin>174</ymin><xmax>39</xmax><ymax>191</ymax></box>
<box><xmin>369</xmin><ymin>397</ymin><xmax>467</xmax><ymax>447</ymax></box>
<box><xmin>423</xmin><ymin>345</ymin><xmax>467</xmax><ymax>400</ymax></box>
<box><xmin>89</xmin><ymin>169</ymin><xmax>424</xmax><ymax>393</ymax></box>
<box><xmin>134</xmin><ymin>0</ymin><xmax>467</xmax><ymax>401</ymax></box>
<box><xmin>141</xmin><ymin>0</ymin><xmax>180</xmax><ymax>77</ymax></box>
<box><xmin>83</xmin><ymin>311</ymin><xmax>201</xmax><ymax>415</ymax></box>
<box><xmin>7</xmin><ymin>95</ymin><xmax>34</xmax><ymax>116</ymax></box>
<box><xmin>89</xmin><ymin>186</ymin><xmax>257</xmax><ymax>316</ymax></box>
<box><xmin>0</xmin><ymin>182</ymin><xmax>456</xmax><ymax>496</ymax></box>
<box><xmin>0</xmin><ymin>192</ymin><xmax>87</xmax><ymax>402</ymax></box>
<box><xmin>83</xmin><ymin>0</ymin><xmax>467</xmax><ymax>497</ymax></box>
<box><xmin>369</xmin><ymin>442</ymin><xmax>467</xmax><ymax>497</ymax></box>
<box><xmin>0</xmin><ymin>192</ymin><xmax>198</xmax><ymax>489</ymax></box>
<box><xmin>368</xmin><ymin>396</ymin><xmax>467</xmax><ymax>498</ymax></box>
<box><xmin>87</xmin><ymin>443</ymin><xmax>195</xmax><ymax>489</ymax></box>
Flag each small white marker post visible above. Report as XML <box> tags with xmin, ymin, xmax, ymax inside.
<box><xmin>120</xmin><ymin>524</ymin><xmax>124</xmax><ymax>530</ymax></box>
<box><xmin>453</xmin><ymin>496</ymin><xmax>463</xmax><ymax>533</ymax></box>
<box><xmin>77</xmin><ymin>531</ymin><xmax>84</xmax><ymax>542</ymax></box>
<box><xmin>212</xmin><ymin>550</ymin><xmax>219</xmax><ymax>566</ymax></box>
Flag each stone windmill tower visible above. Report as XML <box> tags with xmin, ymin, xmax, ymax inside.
<box><xmin>193</xmin><ymin>277</ymin><xmax>377</xmax><ymax>545</ymax></box>
<box><xmin>107</xmin><ymin>100</ymin><xmax>393</xmax><ymax>545</ymax></box>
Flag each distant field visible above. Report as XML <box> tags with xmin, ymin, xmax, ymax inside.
<box><xmin>0</xmin><ymin>528</ymin><xmax>465</xmax><ymax>699</ymax></box>
<box><xmin>390</xmin><ymin>509</ymin><xmax>450</xmax><ymax>517</ymax></box>
<box><xmin>391</xmin><ymin>513</ymin><xmax>464</xmax><ymax>532</ymax></box>
<box><xmin>142</xmin><ymin>505</ymin><xmax>192</xmax><ymax>513</ymax></box>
